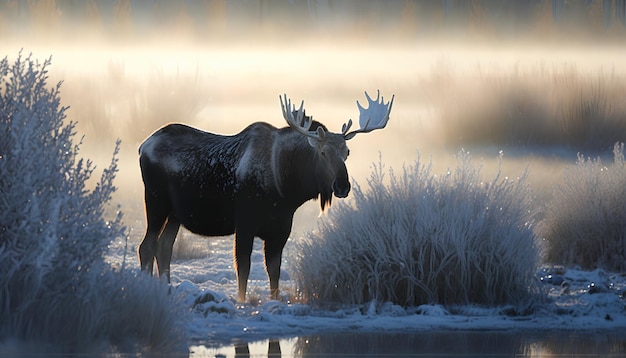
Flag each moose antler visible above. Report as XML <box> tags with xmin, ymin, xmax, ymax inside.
<box><xmin>343</xmin><ymin>90</ymin><xmax>394</xmax><ymax>140</ymax></box>
<box><xmin>280</xmin><ymin>94</ymin><xmax>325</xmax><ymax>140</ymax></box>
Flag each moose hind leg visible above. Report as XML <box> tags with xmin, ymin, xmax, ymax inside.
<box><xmin>139</xmin><ymin>216</ymin><xmax>167</xmax><ymax>275</ymax></box>
<box><xmin>138</xmin><ymin>189</ymin><xmax>169</xmax><ymax>275</ymax></box>
<box><xmin>155</xmin><ymin>215</ymin><xmax>181</xmax><ymax>283</ymax></box>
<box><xmin>139</xmin><ymin>232</ymin><xmax>158</xmax><ymax>275</ymax></box>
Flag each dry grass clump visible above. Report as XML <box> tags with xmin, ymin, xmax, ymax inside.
<box><xmin>431</xmin><ymin>64</ymin><xmax>626</xmax><ymax>152</ymax></box>
<box><xmin>293</xmin><ymin>152</ymin><xmax>539</xmax><ymax>307</ymax></box>
<box><xmin>172</xmin><ymin>232</ymin><xmax>210</xmax><ymax>261</ymax></box>
<box><xmin>57</xmin><ymin>61</ymin><xmax>211</xmax><ymax>147</ymax></box>
<box><xmin>538</xmin><ymin>143</ymin><xmax>626</xmax><ymax>271</ymax></box>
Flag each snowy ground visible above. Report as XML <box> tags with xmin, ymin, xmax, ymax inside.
<box><xmin>108</xmin><ymin>224</ymin><xmax>626</xmax><ymax>354</ymax></box>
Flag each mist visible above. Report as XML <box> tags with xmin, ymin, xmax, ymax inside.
<box><xmin>2</xmin><ymin>0</ymin><xmax>626</xmax><ymax>237</ymax></box>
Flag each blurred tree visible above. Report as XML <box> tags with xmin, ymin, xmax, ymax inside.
<box><xmin>617</xmin><ymin>0</ymin><xmax>626</xmax><ymax>26</ymax></box>
<box><xmin>603</xmin><ymin>0</ymin><xmax>612</xmax><ymax>28</ymax></box>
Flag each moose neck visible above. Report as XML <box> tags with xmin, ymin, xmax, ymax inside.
<box><xmin>273</xmin><ymin>131</ymin><xmax>329</xmax><ymax>210</ymax></box>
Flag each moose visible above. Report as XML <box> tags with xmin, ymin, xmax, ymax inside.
<box><xmin>138</xmin><ymin>90</ymin><xmax>394</xmax><ymax>302</ymax></box>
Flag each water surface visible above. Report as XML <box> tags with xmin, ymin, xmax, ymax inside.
<box><xmin>192</xmin><ymin>330</ymin><xmax>626</xmax><ymax>357</ymax></box>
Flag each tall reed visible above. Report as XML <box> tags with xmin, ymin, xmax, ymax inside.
<box><xmin>432</xmin><ymin>64</ymin><xmax>626</xmax><ymax>152</ymax></box>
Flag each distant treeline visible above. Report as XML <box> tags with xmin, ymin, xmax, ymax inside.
<box><xmin>1</xmin><ymin>0</ymin><xmax>625</xmax><ymax>41</ymax></box>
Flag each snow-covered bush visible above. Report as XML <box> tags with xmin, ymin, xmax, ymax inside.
<box><xmin>293</xmin><ymin>152</ymin><xmax>539</xmax><ymax>307</ymax></box>
<box><xmin>0</xmin><ymin>52</ymin><xmax>184</xmax><ymax>354</ymax></box>
<box><xmin>539</xmin><ymin>143</ymin><xmax>626</xmax><ymax>271</ymax></box>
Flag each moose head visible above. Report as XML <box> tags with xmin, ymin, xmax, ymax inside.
<box><xmin>279</xmin><ymin>90</ymin><xmax>395</xmax><ymax>201</ymax></box>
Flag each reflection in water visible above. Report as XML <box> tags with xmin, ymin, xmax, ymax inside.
<box><xmin>192</xmin><ymin>339</ymin><xmax>286</xmax><ymax>358</ymax></box>
<box><xmin>193</xmin><ymin>331</ymin><xmax>626</xmax><ymax>357</ymax></box>
<box><xmin>233</xmin><ymin>339</ymin><xmax>281</xmax><ymax>357</ymax></box>
<box><xmin>234</xmin><ymin>339</ymin><xmax>280</xmax><ymax>357</ymax></box>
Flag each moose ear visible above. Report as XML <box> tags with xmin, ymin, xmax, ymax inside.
<box><xmin>316</xmin><ymin>126</ymin><xmax>326</xmax><ymax>140</ymax></box>
<box><xmin>307</xmin><ymin>126</ymin><xmax>326</xmax><ymax>147</ymax></box>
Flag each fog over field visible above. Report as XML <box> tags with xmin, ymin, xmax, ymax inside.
<box><xmin>3</xmin><ymin>0</ymin><xmax>626</xmax><ymax>300</ymax></box>
<box><xmin>3</xmin><ymin>44</ymin><xmax>625</xmax><ymax>231</ymax></box>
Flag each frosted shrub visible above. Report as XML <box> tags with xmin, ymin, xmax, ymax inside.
<box><xmin>0</xmin><ymin>53</ymin><xmax>183</xmax><ymax>353</ymax></box>
<box><xmin>539</xmin><ymin>143</ymin><xmax>626</xmax><ymax>271</ymax></box>
<box><xmin>294</xmin><ymin>152</ymin><xmax>539</xmax><ymax>307</ymax></box>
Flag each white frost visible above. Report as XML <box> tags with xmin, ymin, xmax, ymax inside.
<box><xmin>235</xmin><ymin>144</ymin><xmax>253</xmax><ymax>183</ymax></box>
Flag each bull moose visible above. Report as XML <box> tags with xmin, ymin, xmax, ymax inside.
<box><xmin>138</xmin><ymin>91</ymin><xmax>394</xmax><ymax>302</ymax></box>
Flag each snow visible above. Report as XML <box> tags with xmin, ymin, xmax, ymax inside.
<box><xmin>108</xmin><ymin>230</ymin><xmax>626</xmax><ymax>352</ymax></box>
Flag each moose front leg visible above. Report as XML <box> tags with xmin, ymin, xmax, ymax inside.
<box><xmin>233</xmin><ymin>231</ymin><xmax>254</xmax><ymax>302</ymax></box>
<box><xmin>263</xmin><ymin>236</ymin><xmax>289</xmax><ymax>300</ymax></box>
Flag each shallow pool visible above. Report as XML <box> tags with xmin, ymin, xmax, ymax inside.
<box><xmin>191</xmin><ymin>330</ymin><xmax>626</xmax><ymax>357</ymax></box>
